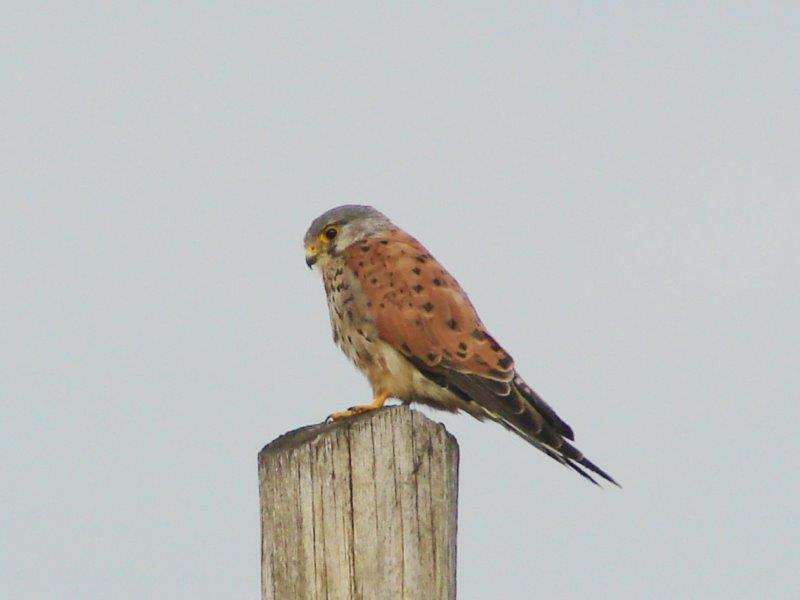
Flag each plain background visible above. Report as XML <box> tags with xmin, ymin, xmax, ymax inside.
<box><xmin>2</xmin><ymin>3</ymin><xmax>799</xmax><ymax>599</ymax></box>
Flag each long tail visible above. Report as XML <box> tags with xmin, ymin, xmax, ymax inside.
<box><xmin>505</xmin><ymin>375</ymin><xmax>620</xmax><ymax>487</ymax></box>
<box><xmin>408</xmin><ymin>356</ymin><xmax>619</xmax><ymax>486</ymax></box>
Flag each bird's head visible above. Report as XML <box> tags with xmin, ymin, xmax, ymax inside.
<box><xmin>303</xmin><ymin>205</ymin><xmax>392</xmax><ymax>269</ymax></box>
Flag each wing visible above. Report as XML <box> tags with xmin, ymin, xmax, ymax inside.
<box><xmin>345</xmin><ymin>229</ymin><xmax>618</xmax><ymax>486</ymax></box>
<box><xmin>344</xmin><ymin>229</ymin><xmax>513</xmax><ymax>381</ymax></box>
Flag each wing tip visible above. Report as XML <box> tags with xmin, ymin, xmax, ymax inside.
<box><xmin>512</xmin><ymin>376</ymin><xmax>575</xmax><ymax>440</ymax></box>
<box><xmin>577</xmin><ymin>456</ymin><xmax>621</xmax><ymax>488</ymax></box>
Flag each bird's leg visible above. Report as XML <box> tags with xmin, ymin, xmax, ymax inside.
<box><xmin>327</xmin><ymin>391</ymin><xmax>389</xmax><ymax>422</ymax></box>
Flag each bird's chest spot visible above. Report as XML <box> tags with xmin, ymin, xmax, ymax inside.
<box><xmin>323</xmin><ymin>266</ymin><xmax>379</xmax><ymax>370</ymax></box>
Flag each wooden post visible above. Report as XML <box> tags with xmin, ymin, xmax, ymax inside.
<box><xmin>258</xmin><ymin>405</ymin><xmax>459</xmax><ymax>600</ymax></box>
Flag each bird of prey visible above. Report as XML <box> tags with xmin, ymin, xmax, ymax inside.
<box><xmin>304</xmin><ymin>205</ymin><xmax>617</xmax><ymax>486</ymax></box>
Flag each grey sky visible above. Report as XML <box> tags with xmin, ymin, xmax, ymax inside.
<box><xmin>2</xmin><ymin>3</ymin><xmax>798</xmax><ymax>599</ymax></box>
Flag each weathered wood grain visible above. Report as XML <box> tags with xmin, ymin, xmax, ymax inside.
<box><xmin>258</xmin><ymin>405</ymin><xmax>459</xmax><ymax>600</ymax></box>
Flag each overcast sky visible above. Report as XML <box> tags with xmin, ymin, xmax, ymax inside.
<box><xmin>2</xmin><ymin>3</ymin><xmax>799</xmax><ymax>599</ymax></box>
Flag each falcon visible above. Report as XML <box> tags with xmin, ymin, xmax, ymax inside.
<box><xmin>304</xmin><ymin>205</ymin><xmax>618</xmax><ymax>486</ymax></box>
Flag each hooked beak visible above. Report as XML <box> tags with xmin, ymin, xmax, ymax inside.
<box><xmin>305</xmin><ymin>245</ymin><xmax>318</xmax><ymax>269</ymax></box>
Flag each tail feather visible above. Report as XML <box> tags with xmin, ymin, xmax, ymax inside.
<box><xmin>536</xmin><ymin>442</ymin><xmax>601</xmax><ymax>486</ymax></box>
<box><xmin>408</xmin><ymin>356</ymin><xmax>619</xmax><ymax>487</ymax></box>
<box><xmin>500</xmin><ymin>378</ymin><xmax>620</xmax><ymax>487</ymax></box>
<box><xmin>513</xmin><ymin>376</ymin><xmax>574</xmax><ymax>440</ymax></box>
<box><xmin>577</xmin><ymin>455</ymin><xmax>620</xmax><ymax>487</ymax></box>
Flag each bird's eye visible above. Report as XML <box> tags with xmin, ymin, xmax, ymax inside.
<box><xmin>322</xmin><ymin>227</ymin><xmax>338</xmax><ymax>241</ymax></box>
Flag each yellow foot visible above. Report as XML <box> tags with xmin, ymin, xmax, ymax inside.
<box><xmin>327</xmin><ymin>392</ymin><xmax>389</xmax><ymax>422</ymax></box>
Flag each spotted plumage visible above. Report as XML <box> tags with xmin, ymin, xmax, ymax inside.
<box><xmin>304</xmin><ymin>205</ymin><xmax>618</xmax><ymax>486</ymax></box>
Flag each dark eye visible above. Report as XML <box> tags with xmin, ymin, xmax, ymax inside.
<box><xmin>324</xmin><ymin>227</ymin><xmax>338</xmax><ymax>240</ymax></box>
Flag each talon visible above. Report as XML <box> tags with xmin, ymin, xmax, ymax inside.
<box><xmin>327</xmin><ymin>408</ymin><xmax>357</xmax><ymax>422</ymax></box>
<box><xmin>326</xmin><ymin>392</ymin><xmax>390</xmax><ymax>422</ymax></box>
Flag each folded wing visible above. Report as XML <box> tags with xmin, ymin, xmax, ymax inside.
<box><xmin>345</xmin><ymin>230</ymin><xmax>618</xmax><ymax>486</ymax></box>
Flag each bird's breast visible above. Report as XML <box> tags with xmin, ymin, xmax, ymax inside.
<box><xmin>322</xmin><ymin>262</ymin><xmax>381</xmax><ymax>371</ymax></box>
<box><xmin>319</xmin><ymin>258</ymin><xmax>470</xmax><ymax>409</ymax></box>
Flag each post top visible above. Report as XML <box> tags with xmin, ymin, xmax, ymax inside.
<box><xmin>258</xmin><ymin>405</ymin><xmax>457</xmax><ymax>463</ymax></box>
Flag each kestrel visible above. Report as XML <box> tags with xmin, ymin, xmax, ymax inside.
<box><xmin>304</xmin><ymin>205</ymin><xmax>617</xmax><ymax>486</ymax></box>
